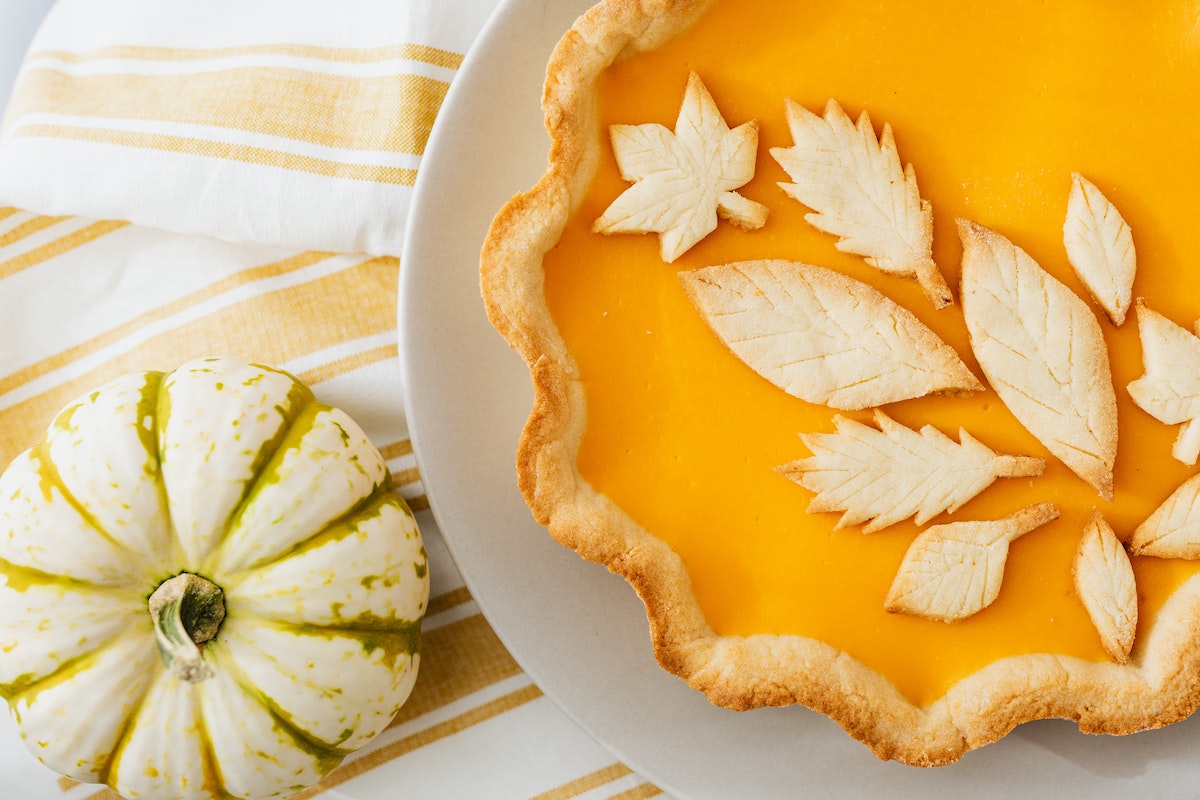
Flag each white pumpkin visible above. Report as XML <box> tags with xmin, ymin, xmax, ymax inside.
<box><xmin>0</xmin><ymin>357</ymin><xmax>428</xmax><ymax>799</ymax></box>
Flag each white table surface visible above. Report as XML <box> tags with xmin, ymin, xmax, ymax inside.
<box><xmin>0</xmin><ymin>0</ymin><xmax>55</xmax><ymax>112</ymax></box>
<box><xmin>2</xmin><ymin>12</ymin><xmax>62</xmax><ymax>800</ymax></box>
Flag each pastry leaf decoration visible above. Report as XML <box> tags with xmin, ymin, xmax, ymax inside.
<box><xmin>1073</xmin><ymin>513</ymin><xmax>1138</xmax><ymax>663</ymax></box>
<box><xmin>770</xmin><ymin>98</ymin><xmax>952</xmax><ymax>308</ymax></box>
<box><xmin>958</xmin><ymin>220</ymin><xmax>1118</xmax><ymax>500</ymax></box>
<box><xmin>678</xmin><ymin>260</ymin><xmax>983</xmax><ymax>411</ymax></box>
<box><xmin>777</xmin><ymin>410</ymin><xmax>1044</xmax><ymax>533</ymax></box>
<box><xmin>1063</xmin><ymin>173</ymin><xmax>1136</xmax><ymax>326</ymax></box>
<box><xmin>593</xmin><ymin>71</ymin><xmax>768</xmax><ymax>263</ymax></box>
<box><xmin>884</xmin><ymin>503</ymin><xmax>1059</xmax><ymax>622</ymax></box>
<box><xmin>1129</xmin><ymin>471</ymin><xmax>1200</xmax><ymax>558</ymax></box>
<box><xmin>1126</xmin><ymin>302</ymin><xmax>1200</xmax><ymax>465</ymax></box>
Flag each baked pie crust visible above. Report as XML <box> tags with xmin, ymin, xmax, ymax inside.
<box><xmin>480</xmin><ymin>0</ymin><xmax>1200</xmax><ymax>764</ymax></box>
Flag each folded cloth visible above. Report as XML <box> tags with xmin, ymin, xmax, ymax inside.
<box><xmin>0</xmin><ymin>1</ymin><xmax>671</xmax><ymax>798</ymax></box>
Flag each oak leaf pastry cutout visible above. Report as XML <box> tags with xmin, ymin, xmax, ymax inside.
<box><xmin>593</xmin><ymin>71</ymin><xmax>768</xmax><ymax>262</ymax></box>
<box><xmin>884</xmin><ymin>503</ymin><xmax>1060</xmax><ymax>622</ymax></box>
<box><xmin>958</xmin><ymin>220</ymin><xmax>1118</xmax><ymax>500</ymax></box>
<box><xmin>1128</xmin><ymin>471</ymin><xmax>1200</xmax><ymax>558</ymax></box>
<box><xmin>1063</xmin><ymin>173</ymin><xmax>1136</xmax><ymax>326</ymax></box>
<box><xmin>777</xmin><ymin>410</ymin><xmax>1044</xmax><ymax>533</ymax></box>
<box><xmin>1126</xmin><ymin>302</ymin><xmax>1200</xmax><ymax>465</ymax></box>
<box><xmin>1073</xmin><ymin>513</ymin><xmax>1137</xmax><ymax>663</ymax></box>
<box><xmin>678</xmin><ymin>259</ymin><xmax>983</xmax><ymax>410</ymax></box>
<box><xmin>770</xmin><ymin>99</ymin><xmax>951</xmax><ymax>308</ymax></box>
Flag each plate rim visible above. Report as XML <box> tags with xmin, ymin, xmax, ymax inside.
<box><xmin>396</xmin><ymin>1</ymin><xmax>1200</xmax><ymax>796</ymax></box>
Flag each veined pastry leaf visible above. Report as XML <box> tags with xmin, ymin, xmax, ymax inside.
<box><xmin>593</xmin><ymin>72</ymin><xmax>768</xmax><ymax>263</ymax></box>
<box><xmin>885</xmin><ymin>503</ymin><xmax>1059</xmax><ymax>622</ymax></box>
<box><xmin>1063</xmin><ymin>173</ymin><xmax>1136</xmax><ymax>327</ymax></box>
<box><xmin>959</xmin><ymin>220</ymin><xmax>1118</xmax><ymax>500</ymax></box>
<box><xmin>770</xmin><ymin>98</ymin><xmax>951</xmax><ymax>308</ymax></box>
<box><xmin>1129</xmin><ymin>471</ymin><xmax>1200</xmax><ymax>558</ymax></box>
<box><xmin>1126</xmin><ymin>302</ymin><xmax>1200</xmax><ymax>465</ymax></box>
<box><xmin>1073</xmin><ymin>513</ymin><xmax>1137</xmax><ymax>663</ymax></box>
<box><xmin>679</xmin><ymin>260</ymin><xmax>983</xmax><ymax>410</ymax></box>
<box><xmin>778</xmin><ymin>410</ymin><xmax>1043</xmax><ymax>533</ymax></box>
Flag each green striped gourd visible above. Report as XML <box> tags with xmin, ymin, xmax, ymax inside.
<box><xmin>0</xmin><ymin>357</ymin><xmax>428</xmax><ymax>799</ymax></box>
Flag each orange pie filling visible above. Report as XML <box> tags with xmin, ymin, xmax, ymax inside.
<box><xmin>541</xmin><ymin>0</ymin><xmax>1200</xmax><ymax>706</ymax></box>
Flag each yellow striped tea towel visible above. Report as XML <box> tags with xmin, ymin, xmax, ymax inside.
<box><xmin>0</xmin><ymin>0</ymin><xmax>498</xmax><ymax>255</ymax></box>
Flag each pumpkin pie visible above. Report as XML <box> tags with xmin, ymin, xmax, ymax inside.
<box><xmin>479</xmin><ymin>0</ymin><xmax>1200</xmax><ymax>764</ymax></box>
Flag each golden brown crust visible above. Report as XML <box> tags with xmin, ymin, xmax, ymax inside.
<box><xmin>479</xmin><ymin>0</ymin><xmax>1200</xmax><ymax>766</ymax></box>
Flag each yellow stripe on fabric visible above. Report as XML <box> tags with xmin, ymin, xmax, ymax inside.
<box><xmin>608</xmin><ymin>785</ymin><xmax>664</xmax><ymax>800</ymax></box>
<box><xmin>379</xmin><ymin>439</ymin><xmax>413</xmax><ymax>461</ymax></box>
<box><xmin>532</xmin><ymin>764</ymin><xmax>636</xmax><ymax>800</ymax></box>
<box><xmin>82</xmin><ymin>610</ymin><xmax>527</xmax><ymax>800</ymax></box>
<box><xmin>289</xmin><ymin>611</ymin><xmax>531</xmax><ymax>798</ymax></box>
<box><xmin>0</xmin><ymin>256</ymin><xmax>397</xmax><ymax>466</ymax></box>
<box><xmin>379</xmin><ymin>438</ymin><xmax>422</xmax><ymax>490</ymax></box>
<box><xmin>0</xmin><ymin>214</ymin><xmax>68</xmax><ymax>248</ymax></box>
<box><xmin>390</xmin><ymin>464</ymin><xmax>421</xmax><ymax>489</ymax></box>
<box><xmin>56</xmin><ymin>777</ymin><xmax>78</xmax><ymax>792</ymax></box>
<box><xmin>407</xmin><ymin>494</ymin><xmax>429</xmax><ymax>511</ymax></box>
<box><xmin>80</xmin><ymin>790</ymin><xmax>120</xmax><ymax>800</ymax></box>
<box><xmin>0</xmin><ymin>220</ymin><xmax>128</xmax><ymax>280</ymax></box>
<box><xmin>0</xmin><ymin>207</ymin><xmax>19</xmax><ymax>222</ymax></box>
<box><xmin>0</xmin><ymin>250</ymin><xmax>338</xmax><ymax>401</ymax></box>
<box><xmin>425</xmin><ymin>586</ymin><xmax>473</xmax><ymax>617</ymax></box>
<box><xmin>11</xmin><ymin>124</ymin><xmax>419</xmax><ymax>186</ymax></box>
<box><xmin>11</xmin><ymin>67</ymin><xmax>449</xmax><ymax>156</ymax></box>
<box><xmin>391</xmin><ymin>612</ymin><xmax>525</xmax><ymax>726</ymax></box>
<box><xmin>290</xmin><ymin>684</ymin><xmax>544</xmax><ymax>800</ymax></box>
<box><xmin>294</xmin><ymin>343</ymin><xmax>396</xmax><ymax>387</ymax></box>
<box><xmin>30</xmin><ymin>42</ymin><xmax>464</xmax><ymax>70</ymax></box>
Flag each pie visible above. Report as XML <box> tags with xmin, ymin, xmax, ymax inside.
<box><xmin>479</xmin><ymin>0</ymin><xmax>1200</xmax><ymax>764</ymax></box>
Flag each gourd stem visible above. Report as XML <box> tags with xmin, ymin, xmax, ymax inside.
<box><xmin>148</xmin><ymin>573</ymin><xmax>225</xmax><ymax>683</ymax></box>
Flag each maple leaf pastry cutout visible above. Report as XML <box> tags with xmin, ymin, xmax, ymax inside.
<box><xmin>593</xmin><ymin>72</ymin><xmax>768</xmax><ymax>262</ymax></box>
<box><xmin>771</xmin><ymin>99</ymin><xmax>952</xmax><ymax>308</ymax></box>
<box><xmin>778</xmin><ymin>410</ymin><xmax>1044</xmax><ymax>533</ymax></box>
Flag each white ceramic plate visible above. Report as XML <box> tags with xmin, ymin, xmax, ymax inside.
<box><xmin>398</xmin><ymin>1</ymin><xmax>1200</xmax><ymax>796</ymax></box>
